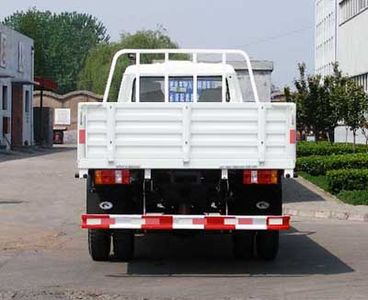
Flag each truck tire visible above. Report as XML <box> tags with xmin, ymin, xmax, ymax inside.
<box><xmin>88</xmin><ymin>229</ymin><xmax>111</xmax><ymax>261</ymax></box>
<box><xmin>256</xmin><ymin>231</ymin><xmax>279</xmax><ymax>260</ymax></box>
<box><xmin>233</xmin><ymin>232</ymin><xmax>254</xmax><ymax>259</ymax></box>
<box><xmin>113</xmin><ymin>230</ymin><xmax>134</xmax><ymax>261</ymax></box>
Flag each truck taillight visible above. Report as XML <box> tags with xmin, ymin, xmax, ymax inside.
<box><xmin>243</xmin><ymin>170</ymin><xmax>278</xmax><ymax>185</ymax></box>
<box><xmin>94</xmin><ymin>170</ymin><xmax>130</xmax><ymax>185</ymax></box>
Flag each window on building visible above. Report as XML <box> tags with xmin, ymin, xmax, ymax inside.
<box><xmin>2</xmin><ymin>85</ymin><xmax>8</xmax><ymax>110</ymax></box>
<box><xmin>340</xmin><ymin>0</ymin><xmax>368</xmax><ymax>23</ymax></box>
<box><xmin>25</xmin><ymin>90</ymin><xmax>30</xmax><ymax>113</ymax></box>
<box><xmin>352</xmin><ymin>73</ymin><xmax>368</xmax><ymax>93</ymax></box>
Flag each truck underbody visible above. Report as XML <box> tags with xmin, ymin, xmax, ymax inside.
<box><xmin>82</xmin><ymin>168</ymin><xmax>289</xmax><ymax>261</ymax></box>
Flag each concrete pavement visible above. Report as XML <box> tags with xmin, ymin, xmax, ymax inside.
<box><xmin>0</xmin><ymin>149</ymin><xmax>367</xmax><ymax>299</ymax></box>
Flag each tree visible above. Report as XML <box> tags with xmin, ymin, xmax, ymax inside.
<box><xmin>3</xmin><ymin>8</ymin><xmax>109</xmax><ymax>93</ymax></box>
<box><xmin>78</xmin><ymin>28</ymin><xmax>181</xmax><ymax>100</ymax></box>
<box><xmin>285</xmin><ymin>64</ymin><xmax>308</xmax><ymax>136</ymax></box>
<box><xmin>360</xmin><ymin>121</ymin><xmax>368</xmax><ymax>146</ymax></box>
<box><xmin>320</xmin><ymin>64</ymin><xmax>347</xmax><ymax>142</ymax></box>
<box><xmin>286</xmin><ymin>63</ymin><xmax>368</xmax><ymax>144</ymax></box>
<box><xmin>286</xmin><ymin>63</ymin><xmax>331</xmax><ymax>141</ymax></box>
<box><xmin>342</xmin><ymin>81</ymin><xmax>368</xmax><ymax>148</ymax></box>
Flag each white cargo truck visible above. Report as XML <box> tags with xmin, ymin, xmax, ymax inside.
<box><xmin>78</xmin><ymin>49</ymin><xmax>296</xmax><ymax>261</ymax></box>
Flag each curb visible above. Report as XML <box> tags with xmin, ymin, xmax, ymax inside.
<box><xmin>284</xmin><ymin>177</ymin><xmax>368</xmax><ymax>222</ymax></box>
<box><xmin>283</xmin><ymin>206</ymin><xmax>368</xmax><ymax>222</ymax></box>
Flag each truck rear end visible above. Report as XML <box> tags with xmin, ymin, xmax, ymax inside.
<box><xmin>77</xmin><ymin>49</ymin><xmax>296</xmax><ymax>261</ymax></box>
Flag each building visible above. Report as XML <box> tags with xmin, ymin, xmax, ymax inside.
<box><xmin>315</xmin><ymin>0</ymin><xmax>368</xmax><ymax>143</ymax></box>
<box><xmin>229</xmin><ymin>60</ymin><xmax>274</xmax><ymax>102</ymax></box>
<box><xmin>315</xmin><ymin>0</ymin><xmax>368</xmax><ymax>93</ymax></box>
<box><xmin>33</xmin><ymin>90</ymin><xmax>102</xmax><ymax>144</ymax></box>
<box><xmin>315</xmin><ymin>0</ymin><xmax>338</xmax><ymax>76</ymax></box>
<box><xmin>338</xmin><ymin>0</ymin><xmax>368</xmax><ymax>92</ymax></box>
<box><xmin>0</xmin><ymin>24</ymin><xmax>34</xmax><ymax>150</ymax></box>
<box><xmin>335</xmin><ymin>0</ymin><xmax>368</xmax><ymax>143</ymax></box>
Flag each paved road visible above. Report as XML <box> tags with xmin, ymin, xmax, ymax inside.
<box><xmin>0</xmin><ymin>149</ymin><xmax>367</xmax><ymax>299</ymax></box>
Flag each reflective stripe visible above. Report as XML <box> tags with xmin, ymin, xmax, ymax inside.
<box><xmin>290</xmin><ymin>129</ymin><xmax>296</xmax><ymax>144</ymax></box>
<box><xmin>79</xmin><ymin>129</ymin><xmax>86</xmax><ymax>144</ymax></box>
<box><xmin>81</xmin><ymin>214</ymin><xmax>290</xmax><ymax>231</ymax></box>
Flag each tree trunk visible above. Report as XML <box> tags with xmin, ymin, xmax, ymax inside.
<box><xmin>345</xmin><ymin>127</ymin><xmax>349</xmax><ymax>145</ymax></box>
<box><xmin>327</xmin><ymin>128</ymin><xmax>335</xmax><ymax>144</ymax></box>
<box><xmin>353</xmin><ymin>129</ymin><xmax>356</xmax><ymax>152</ymax></box>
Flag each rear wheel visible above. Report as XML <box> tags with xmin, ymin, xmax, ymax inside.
<box><xmin>233</xmin><ymin>232</ymin><xmax>254</xmax><ymax>259</ymax></box>
<box><xmin>256</xmin><ymin>231</ymin><xmax>279</xmax><ymax>260</ymax></box>
<box><xmin>113</xmin><ymin>230</ymin><xmax>134</xmax><ymax>261</ymax></box>
<box><xmin>88</xmin><ymin>229</ymin><xmax>111</xmax><ymax>261</ymax></box>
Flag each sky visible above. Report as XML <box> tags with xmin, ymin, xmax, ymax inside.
<box><xmin>0</xmin><ymin>0</ymin><xmax>315</xmax><ymax>88</ymax></box>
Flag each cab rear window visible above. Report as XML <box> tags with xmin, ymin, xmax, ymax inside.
<box><xmin>132</xmin><ymin>77</ymin><xmax>165</xmax><ymax>102</ymax></box>
<box><xmin>169</xmin><ymin>76</ymin><xmax>226</xmax><ymax>102</ymax></box>
<box><xmin>132</xmin><ymin>76</ymin><xmax>229</xmax><ymax>102</ymax></box>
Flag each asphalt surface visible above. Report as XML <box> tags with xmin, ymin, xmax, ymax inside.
<box><xmin>0</xmin><ymin>149</ymin><xmax>367</xmax><ymax>299</ymax></box>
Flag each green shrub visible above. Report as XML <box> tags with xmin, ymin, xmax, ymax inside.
<box><xmin>297</xmin><ymin>153</ymin><xmax>368</xmax><ymax>175</ymax></box>
<box><xmin>297</xmin><ymin>141</ymin><xmax>367</xmax><ymax>157</ymax></box>
<box><xmin>327</xmin><ymin>169</ymin><xmax>368</xmax><ymax>194</ymax></box>
<box><xmin>337</xmin><ymin>190</ymin><xmax>368</xmax><ymax>206</ymax></box>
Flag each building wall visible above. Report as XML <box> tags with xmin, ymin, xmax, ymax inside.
<box><xmin>315</xmin><ymin>0</ymin><xmax>338</xmax><ymax>76</ymax></box>
<box><xmin>229</xmin><ymin>61</ymin><xmax>273</xmax><ymax>102</ymax></box>
<box><xmin>236</xmin><ymin>71</ymin><xmax>272</xmax><ymax>102</ymax></box>
<box><xmin>33</xmin><ymin>90</ymin><xmax>102</xmax><ymax>144</ymax></box>
<box><xmin>338</xmin><ymin>0</ymin><xmax>368</xmax><ymax>91</ymax></box>
<box><xmin>0</xmin><ymin>24</ymin><xmax>34</xmax><ymax>149</ymax></box>
<box><xmin>335</xmin><ymin>125</ymin><xmax>368</xmax><ymax>144</ymax></box>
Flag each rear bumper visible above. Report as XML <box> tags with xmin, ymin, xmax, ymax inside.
<box><xmin>81</xmin><ymin>214</ymin><xmax>290</xmax><ymax>231</ymax></box>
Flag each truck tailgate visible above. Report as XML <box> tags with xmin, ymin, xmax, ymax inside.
<box><xmin>78</xmin><ymin>102</ymin><xmax>296</xmax><ymax>171</ymax></box>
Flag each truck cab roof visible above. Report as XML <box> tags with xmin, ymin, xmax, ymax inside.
<box><xmin>124</xmin><ymin>61</ymin><xmax>237</xmax><ymax>76</ymax></box>
<box><xmin>119</xmin><ymin>61</ymin><xmax>243</xmax><ymax>102</ymax></box>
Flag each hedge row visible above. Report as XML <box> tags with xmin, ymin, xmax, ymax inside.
<box><xmin>327</xmin><ymin>169</ymin><xmax>368</xmax><ymax>194</ymax></box>
<box><xmin>337</xmin><ymin>190</ymin><xmax>368</xmax><ymax>206</ymax></box>
<box><xmin>296</xmin><ymin>153</ymin><xmax>368</xmax><ymax>175</ymax></box>
<box><xmin>297</xmin><ymin>141</ymin><xmax>367</xmax><ymax>157</ymax></box>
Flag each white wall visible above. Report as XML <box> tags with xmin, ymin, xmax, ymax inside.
<box><xmin>0</xmin><ymin>24</ymin><xmax>34</xmax><ymax>148</ymax></box>
<box><xmin>315</xmin><ymin>0</ymin><xmax>337</xmax><ymax>75</ymax></box>
<box><xmin>338</xmin><ymin>9</ymin><xmax>368</xmax><ymax>76</ymax></box>
<box><xmin>335</xmin><ymin>125</ymin><xmax>368</xmax><ymax>144</ymax></box>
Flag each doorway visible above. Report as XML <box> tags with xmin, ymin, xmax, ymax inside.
<box><xmin>11</xmin><ymin>84</ymin><xmax>23</xmax><ymax>148</ymax></box>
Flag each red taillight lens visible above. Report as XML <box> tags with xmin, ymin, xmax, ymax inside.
<box><xmin>94</xmin><ymin>169</ymin><xmax>130</xmax><ymax>185</ymax></box>
<box><xmin>243</xmin><ymin>170</ymin><xmax>278</xmax><ymax>185</ymax></box>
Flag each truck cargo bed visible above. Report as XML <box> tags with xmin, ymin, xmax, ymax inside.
<box><xmin>78</xmin><ymin>102</ymin><xmax>296</xmax><ymax>174</ymax></box>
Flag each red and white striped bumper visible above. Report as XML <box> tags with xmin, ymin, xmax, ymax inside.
<box><xmin>81</xmin><ymin>214</ymin><xmax>290</xmax><ymax>231</ymax></box>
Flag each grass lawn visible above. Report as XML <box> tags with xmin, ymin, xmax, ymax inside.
<box><xmin>337</xmin><ymin>190</ymin><xmax>368</xmax><ymax>206</ymax></box>
<box><xmin>298</xmin><ymin>171</ymin><xmax>329</xmax><ymax>191</ymax></box>
<box><xmin>298</xmin><ymin>171</ymin><xmax>368</xmax><ymax>206</ymax></box>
